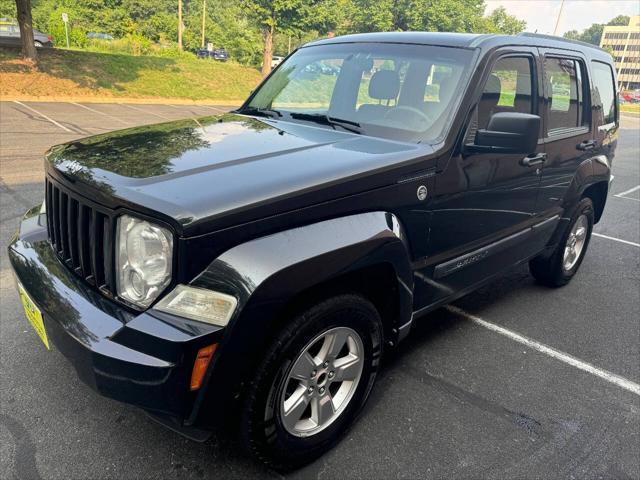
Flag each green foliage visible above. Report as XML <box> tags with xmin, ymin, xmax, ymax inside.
<box><xmin>0</xmin><ymin>0</ymin><xmax>16</xmax><ymax>19</ymax></box>
<box><xmin>476</xmin><ymin>6</ymin><xmax>526</xmax><ymax>34</ymax></box>
<box><xmin>563</xmin><ymin>15</ymin><xmax>631</xmax><ymax>46</ymax></box>
<box><xmin>607</xmin><ymin>15</ymin><xmax>630</xmax><ymax>27</ymax></box>
<box><xmin>12</xmin><ymin>0</ymin><xmax>527</xmax><ymax>66</ymax></box>
<box><xmin>345</xmin><ymin>0</ymin><xmax>524</xmax><ymax>35</ymax></box>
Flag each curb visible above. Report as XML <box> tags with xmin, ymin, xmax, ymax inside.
<box><xmin>0</xmin><ymin>95</ymin><xmax>243</xmax><ymax>107</ymax></box>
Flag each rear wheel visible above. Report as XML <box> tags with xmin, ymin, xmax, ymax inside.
<box><xmin>34</xmin><ymin>40</ymin><xmax>43</xmax><ymax>47</ymax></box>
<box><xmin>529</xmin><ymin>197</ymin><xmax>594</xmax><ymax>287</ymax></box>
<box><xmin>240</xmin><ymin>294</ymin><xmax>383</xmax><ymax>471</ymax></box>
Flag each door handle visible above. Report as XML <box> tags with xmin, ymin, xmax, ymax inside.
<box><xmin>577</xmin><ymin>140</ymin><xmax>597</xmax><ymax>151</ymax></box>
<box><xmin>521</xmin><ymin>153</ymin><xmax>547</xmax><ymax>167</ymax></box>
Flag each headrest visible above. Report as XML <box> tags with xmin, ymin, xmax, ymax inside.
<box><xmin>369</xmin><ymin>70</ymin><xmax>400</xmax><ymax>100</ymax></box>
<box><xmin>435</xmin><ymin>71</ymin><xmax>454</xmax><ymax>100</ymax></box>
<box><xmin>483</xmin><ymin>74</ymin><xmax>501</xmax><ymax>96</ymax></box>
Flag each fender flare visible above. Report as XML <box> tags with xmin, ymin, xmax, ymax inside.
<box><xmin>546</xmin><ymin>155</ymin><xmax>611</xmax><ymax>248</ymax></box>
<box><xmin>187</xmin><ymin>211</ymin><xmax>413</xmax><ymax>426</ymax></box>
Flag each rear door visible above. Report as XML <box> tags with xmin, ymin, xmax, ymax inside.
<box><xmin>536</xmin><ymin>49</ymin><xmax>594</xmax><ymax>218</ymax></box>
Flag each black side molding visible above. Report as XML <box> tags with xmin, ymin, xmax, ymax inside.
<box><xmin>433</xmin><ymin>215</ymin><xmax>559</xmax><ymax>279</ymax></box>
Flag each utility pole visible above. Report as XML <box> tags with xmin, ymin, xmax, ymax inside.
<box><xmin>201</xmin><ymin>0</ymin><xmax>206</xmax><ymax>48</ymax></box>
<box><xmin>552</xmin><ymin>0</ymin><xmax>565</xmax><ymax>35</ymax></box>
<box><xmin>178</xmin><ymin>0</ymin><xmax>183</xmax><ymax>50</ymax></box>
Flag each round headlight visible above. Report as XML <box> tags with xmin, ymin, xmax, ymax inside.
<box><xmin>116</xmin><ymin>215</ymin><xmax>173</xmax><ymax>308</ymax></box>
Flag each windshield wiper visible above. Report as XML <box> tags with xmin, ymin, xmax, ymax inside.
<box><xmin>289</xmin><ymin>113</ymin><xmax>362</xmax><ymax>134</ymax></box>
<box><xmin>238</xmin><ymin>107</ymin><xmax>282</xmax><ymax>118</ymax></box>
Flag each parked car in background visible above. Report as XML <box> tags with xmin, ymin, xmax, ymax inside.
<box><xmin>0</xmin><ymin>20</ymin><xmax>53</xmax><ymax>47</ymax></box>
<box><xmin>212</xmin><ymin>48</ymin><xmax>229</xmax><ymax>61</ymax></box>
<box><xmin>87</xmin><ymin>32</ymin><xmax>114</xmax><ymax>41</ymax></box>
<box><xmin>197</xmin><ymin>47</ymin><xmax>229</xmax><ymax>61</ymax></box>
<box><xmin>620</xmin><ymin>91</ymin><xmax>640</xmax><ymax>103</ymax></box>
<box><xmin>9</xmin><ymin>31</ymin><xmax>618</xmax><ymax>471</ymax></box>
<box><xmin>271</xmin><ymin>55</ymin><xmax>285</xmax><ymax>69</ymax></box>
<box><xmin>302</xmin><ymin>61</ymin><xmax>340</xmax><ymax>76</ymax></box>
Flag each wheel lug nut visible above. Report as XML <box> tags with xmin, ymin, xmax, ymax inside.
<box><xmin>328</xmin><ymin>371</ymin><xmax>335</xmax><ymax>378</ymax></box>
<box><xmin>323</xmin><ymin>361</ymin><xmax>329</xmax><ymax>368</ymax></box>
<box><xmin>308</xmin><ymin>386</ymin><xmax>314</xmax><ymax>395</ymax></box>
<box><xmin>311</xmin><ymin>369</ymin><xmax>317</xmax><ymax>378</ymax></box>
<box><xmin>319</xmin><ymin>387</ymin><xmax>325</xmax><ymax>394</ymax></box>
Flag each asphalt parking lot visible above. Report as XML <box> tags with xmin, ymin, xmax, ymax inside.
<box><xmin>1</xmin><ymin>101</ymin><xmax>639</xmax><ymax>479</ymax></box>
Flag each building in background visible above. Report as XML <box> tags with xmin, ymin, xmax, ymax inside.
<box><xmin>600</xmin><ymin>16</ymin><xmax>640</xmax><ymax>90</ymax></box>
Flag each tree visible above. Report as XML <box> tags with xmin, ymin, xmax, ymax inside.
<box><xmin>0</xmin><ymin>1</ymin><xmax>16</xmax><ymax>18</ymax></box>
<box><xmin>15</xmin><ymin>0</ymin><xmax>37</xmax><ymax>62</ymax></box>
<box><xmin>563</xmin><ymin>15</ymin><xmax>631</xmax><ymax>46</ymax></box>
<box><xmin>244</xmin><ymin>0</ymin><xmax>333</xmax><ymax>77</ymax></box>
<box><xmin>346</xmin><ymin>0</ymin><xmax>525</xmax><ymax>35</ymax></box>
<box><xmin>607</xmin><ymin>15</ymin><xmax>629</xmax><ymax>27</ymax></box>
<box><xmin>478</xmin><ymin>6</ymin><xmax>526</xmax><ymax>34</ymax></box>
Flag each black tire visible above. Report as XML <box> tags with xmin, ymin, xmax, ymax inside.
<box><xmin>240</xmin><ymin>294</ymin><xmax>383</xmax><ymax>471</ymax></box>
<box><xmin>529</xmin><ymin>197</ymin><xmax>594</xmax><ymax>287</ymax></box>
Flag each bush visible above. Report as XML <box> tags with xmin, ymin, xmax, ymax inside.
<box><xmin>83</xmin><ymin>35</ymin><xmax>195</xmax><ymax>59</ymax></box>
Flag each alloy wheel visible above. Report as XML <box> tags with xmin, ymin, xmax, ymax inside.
<box><xmin>563</xmin><ymin>214</ymin><xmax>588</xmax><ymax>271</ymax></box>
<box><xmin>279</xmin><ymin>326</ymin><xmax>364</xmax><ymax>437</ymax></box>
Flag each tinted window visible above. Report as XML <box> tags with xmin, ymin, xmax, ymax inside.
<box><xmin>591</xmin><ymin>61</ymin><xmax>617</xmax><ymax>125</ymax></box>
<box><xmin>477</xmin><ymin>56</ymin><xmax>533</xmax><ymax>130</ymax></box>
<box><xmin>545</xmin><ymin>57</ymin><xmax>586</xmax><ymax>132</ymax></box>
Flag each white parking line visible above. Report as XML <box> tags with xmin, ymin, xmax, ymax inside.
<box><xmin>201</xmin><ymin>105</ymin><xmax>226</xmax><ymax>113</ymax></box>
<box><xmin>446</xmin><ymin>305</ymin><xmax>640</xmax><ymax>396</ymax></box>
<box><xmin>71</xmin><ymin>102</ymin><xmax>131</xmax><ymax>126</ymax></box>
<box><xmin>120</xmin><ymin>103</ymin><xmax>171</xmax><ymax>120</ymax></box>
<box><xmin>592</xmin><ymin>233</ymin><xmax>640</xmax><ymax>248</ymax></box>
<box><xmin>615</xmin><ymin>185</ymin><xmax>640</xmax><ymax>198</ymax></box>
<box><xmin>12</xmin><ymin>100</ymin><xmax>74</xmax><ymax>133</ymax></box>
<box><xmin>613</xmin><ymin>196</ymin><xmax>640</xmax><ymax>202</ymax></box>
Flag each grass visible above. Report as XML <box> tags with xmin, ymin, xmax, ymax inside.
<box><xmin>0</xmin><ymin>47</ymin><xmax>262</xmax><ymax>102</ymax></box>
<box><xmin>620</xmin><ymin>103</ymin><xmax>640</xmax><ymax>114</ymax></box>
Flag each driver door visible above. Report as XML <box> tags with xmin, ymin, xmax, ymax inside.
<box><xmin>414</xmin><ymin>49</ymin><xmax>546</xmax><ymax>309</ymax></box>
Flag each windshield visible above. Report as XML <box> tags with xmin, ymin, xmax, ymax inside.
<box><xmin>242</xmin><ymin>42</ymin><xmax>475</xmax><ymax>143</ymax></box>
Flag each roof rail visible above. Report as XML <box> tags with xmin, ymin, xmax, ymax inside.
<box><xmin>518</xmin><ymin>32</ymin><xmax>606</xmax><ymax>52</ymax></box>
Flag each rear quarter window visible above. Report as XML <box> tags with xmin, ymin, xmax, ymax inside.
<box><xmin>591</xmin><ymin>61</ymin><xmax>617</xmax><ymax>126</ymax></box>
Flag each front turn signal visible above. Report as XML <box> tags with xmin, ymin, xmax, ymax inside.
<box><xmin>190</xmin><ymin>344</ymin><xmax>217</xmax><ymax>391</ymax></box>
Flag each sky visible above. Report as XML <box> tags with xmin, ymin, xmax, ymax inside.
<box><xmin>485</xmin><ymin>0</ymin><xmax>640</xmax><ymax>35</ymax></box>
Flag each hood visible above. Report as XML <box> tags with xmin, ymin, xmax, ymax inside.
<box><xmin>46</xmin><ymin>114</ymin><xmax>432</xmax><ymax>236</ymax></box>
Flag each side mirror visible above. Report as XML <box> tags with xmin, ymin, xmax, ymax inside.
<box><xmin>470</xmin><ymin>112</ymin><xmax>540</xmax><ymax>154</ymax></box>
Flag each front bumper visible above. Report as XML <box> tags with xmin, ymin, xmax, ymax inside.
<box><xmin>8</xmin><ymin>206</ymin><xmax>223</xmax><ymax>423</ymax></box>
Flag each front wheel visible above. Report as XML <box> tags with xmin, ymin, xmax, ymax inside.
<box><xmin>240</xmin><ymin>294</ymin><xmax>383</xmax><ymax>471</ymax></box>
<box><xmin>529</xmin><ymin>197</ymin><xmax>594</xmax><ymax>287</ymax></box>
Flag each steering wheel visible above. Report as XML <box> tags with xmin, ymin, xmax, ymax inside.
<box><xmin>383</xmin><ymin>105</ymin><xmax>433</xmax><ymax>126</ymax></box>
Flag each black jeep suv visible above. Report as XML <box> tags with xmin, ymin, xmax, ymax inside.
<box><xmin>9</xmin><ymin>32</ymin><xmax>618</xmax><ymax>469</ymax></box>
